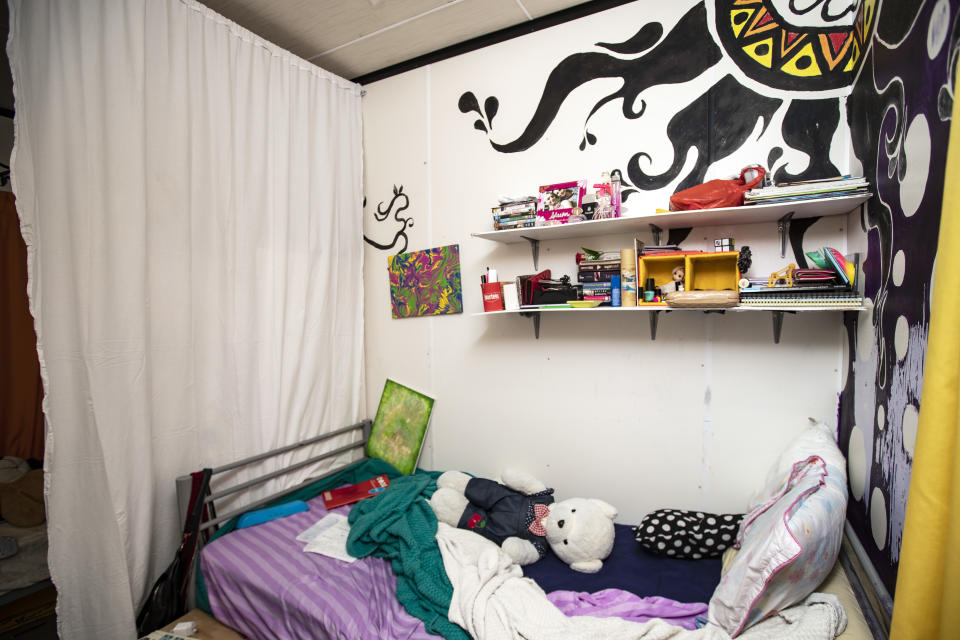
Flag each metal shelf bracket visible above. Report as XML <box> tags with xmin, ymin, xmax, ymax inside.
<box><xmin>777</xmin><ymin>212</ymin><xmax>794</xmax><ymax>258</ymax></box>
<box><xmin>771</xmin><ymin>310</ymin><xmax>797</xmax><ymax>343</ymax></box>
<box><xmin>521</xmin><ymin>311</ymin><xmax>541</xmax><ymax>339</ymax></box>
<box><xmin>650</xmin><ymin>310</ymin><xmax>659</xmax><ymax>340</ymax></box>
<box><xmin>521</xmin><ymin>236</ymin><xmax>540</xmax><ymax>269</ymax></box>
<box><xmin>649</xmin><ymin>224</ymin><xmax>663</xmax><ymax>246</ymax></box>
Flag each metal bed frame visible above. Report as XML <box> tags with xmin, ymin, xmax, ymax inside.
<box><xmin>175</xmin><ymin>419</ymin><xmax>372</xmax><ymax>536</ymax></box>
<box><xmin>175</xmin><ymin>419</ymin><xmax>893</xmax><ymax>638</ymax></box>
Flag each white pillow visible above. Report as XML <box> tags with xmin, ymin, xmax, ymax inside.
<box><xmin>748</xmin><ymin>418</ymin><xmax>845</xmax><ymax>511</ymax></box>
<box><xmin>708</xmin><ymin>420</ymin><xmax>848</xmax><ymax>637</ymax></box>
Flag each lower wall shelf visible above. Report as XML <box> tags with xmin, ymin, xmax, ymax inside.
<box><xmin>475</xmin><ymin>305</ymin><xmax>865</xmax><ymax>342</ymax></box>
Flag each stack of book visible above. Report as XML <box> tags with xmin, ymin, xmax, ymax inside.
<box><xmin>739</xmin><ymin>248</ymin><xmax>863</xmax><ymax>308</ymax></box>
<box><xmin>637</xmin><ymin>243</ymin><xmax>703</xmax><ymax>257</ymax></box>
<box><xmin>744</xmin><ymin>176</ymin><xmax>869</xmax><ymax>205</ymax></box>
<box><xmin>491</xmin><ymin>198</ymin><xmax>537</xmax><ymax>230</ymax></box>
<box><xmin>578</xmin><ymin>256</ymin><xmax>620</xmax><ymax>304</ymax></box>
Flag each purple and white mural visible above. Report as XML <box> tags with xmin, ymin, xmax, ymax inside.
<box><xmin>840</xmin><ymin>0</ymin><xmax>958</xmax><ymax>595</ymax></box>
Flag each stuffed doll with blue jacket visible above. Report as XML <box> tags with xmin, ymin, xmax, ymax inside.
<box><xmin>428</xmin><ymin>469</ymin><xmax>617</xmax><ymax>573</ymax></box>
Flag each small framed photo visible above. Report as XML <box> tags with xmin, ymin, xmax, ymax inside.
<box><xmin>537</xmin><ymin>180</ymin><xmax>586</xmax><ymax>226</ymax></box>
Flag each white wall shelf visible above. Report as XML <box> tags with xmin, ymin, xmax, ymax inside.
<box><xmin>473</xmin><ymin>194</ymin><xmax>869</xmax><ymax>342</ymax></box>
<box><xmin>472</xmin><ymin>193</ymin><xmax>870</xmax><ymax>266</ymax></box>
<box><xmin>476</xmin><ymin>305</ymin><xmax>865</xmax><ymax>342</ymax></box>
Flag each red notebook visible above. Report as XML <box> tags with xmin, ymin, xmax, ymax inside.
<box><xmin>321</xmin><ymin>475</ymin><xmax>391</xmax><ymax>510</ymax></box>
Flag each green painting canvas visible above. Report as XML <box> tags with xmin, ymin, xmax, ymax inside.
<box><xmin>367</xmin><ymin>379</ymin><xmax>434</xmax><ymax>475</ymax></box>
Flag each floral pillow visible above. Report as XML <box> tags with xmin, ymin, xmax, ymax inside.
<box><xmin>708</xmin><ymin>423</ymin><xmax>848</xmax><ymax>637</ymax></box>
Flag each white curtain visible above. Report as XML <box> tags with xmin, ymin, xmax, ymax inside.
<box><xmin>8</xmin><ymin>0</ymin><xmax>365</xmax><ymax>637</ymax></box>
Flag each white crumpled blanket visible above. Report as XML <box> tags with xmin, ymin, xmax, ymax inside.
<box><xmin>434</xmin><ymin>523</ymin><xmax>847</xmax><ymax>640</ymax></box>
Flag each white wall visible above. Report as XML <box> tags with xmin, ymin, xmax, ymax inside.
<box><xmin>361</xmin><ymin>2</ymin><xmax>854</xmax><ymax>523</ymax></box>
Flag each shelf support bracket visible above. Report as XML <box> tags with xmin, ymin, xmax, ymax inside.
<box><xmin>521</xmin><ymin>236</ymin><xmax>540</xmax><ymax>269</ymax></box>
<box><xmin>650</xmin><ymin>310</ymin><xmax>659</xmax><ymax>341</ymax></box>
<box><xmin>649</xmin><ymin>224</ymin><xmax>663</xmax><ymax>247</ymax></box>
<box><xmin>777</xmin><ymin>212</ymin><xmax>794</xmax><ymax>258</ymax></box>
<box><xmin>520</xmin><ymin>311</ymin><xmax>541</xmax><ymax>339</ymax></box>
<box><xmin>770</xmin><ymin>310</ymin><xmax>796</xmax><ymax>343</ymax></box>
<box><xmin>772</xmin><ymin>311</ymin><xmax>784</xmax><ymax>343</ymax></box>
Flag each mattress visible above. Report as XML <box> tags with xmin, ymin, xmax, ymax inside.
<box><xmin>525</xmin><ymin>523</ymin><xmax>722</xmax><ymax>604</ymax></box>
<box><xmin>201</xmin><ymin>499</ymin><xmax>723</xmax><ymax>640</ymax></box>
<box><xmin>201</xmin><ymin>495</ymin><xmax>439</xmax><ymax>640</ymax></box>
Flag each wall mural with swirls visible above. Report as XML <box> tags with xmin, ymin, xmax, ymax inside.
<box><xmin>459</xmin><ymin>1</ymin><xmax>872</xmax><ymax>199</ymax></box>
<box><xmin>452</xmin><ymin>0</ymin><xmax>956</xmax><ymax>595</ymax></box>
<box><xmin>364</xmin><ymin>185</ymin><xmax>414</xmax><ymax>255</ymax></box>
<box><xmin>840</xmin><ymin>0</ymin><xmax>958</xmax><ymax>596</ymax></box>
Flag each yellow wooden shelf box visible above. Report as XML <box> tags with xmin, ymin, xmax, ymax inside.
<box><xmin>685</xmin><ymin>251</ymin><xmax>740</xmax><ymax>291</ymax></box>
<box><xmin>638</xmin><ymin>254</ymin><xmax>686</xmax><ymax>291</ymax></box>
<box><xmin>638</xmin><ymin>251</ymin><xmax>740</xmax><ymax>293</ymax></box>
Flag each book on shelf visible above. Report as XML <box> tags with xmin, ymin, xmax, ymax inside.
<box><xmin>494</xmin><ymin>220</ymin><xmax>535</xmax><ymax>230</ymax></box>
<box><xmin>744</xmin><ymin>190</ymin><xmax>868</xmax><ymax>205</ymax></box>
<box><xmin>578</xmin><ymin>262</ymin><xmax>621</xmax><ymax>272</ymax></box>
<box><xmin>492</xmin><ymin>200</ymin><xmax>537</xmax><ymax>214</ymax></box>
<box><xmin>493</xmin><ymin>214</ymin><xmax>536</xmax><ymax>226</ymax></box>
<box><xmin>744</xmin><ymin>176</ymin><xmax>869</xmax><ymax>205</ymax></box>
<box><xmin>760</xmin><ymin>175</ymin><xmax>867</xmax><ymax>193</ymax></box>
<box><xmin>822</xmin><ymin>247</ymin><xmax>857</xmax><ymax>286</ymax></box>
<box><xmin>322</xmin><ymin>474</ymin><xmax>391</xmax><ymax>510</ymax></box>
<box><xmin>582</xmin><ymin>295</ymin><xmax>611</xmax><ymax>303</ymax></box>
<box><xmin>738</xmin><ymin>295</ymin><xmax>863</xmax><ymax>307</ymax></box>
<box><xmin>774</xmin><ymin>175</ymin><xmax>863</xmax><ymax>187</ymax></box>
<box><xmin>494</xmin><ymin>209</ymin><xmax>536</xmax><ymax>220</ymax></box>
<box><xmin>578</xmin><ymin>270</ymin><xmax>616</xmax><ymax>283</ymax></box>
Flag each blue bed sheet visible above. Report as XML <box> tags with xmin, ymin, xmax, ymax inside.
<box><xmin>523</xmin><ymin>523</ymin><xmax>723</xmax><ymax>604</ymax></box>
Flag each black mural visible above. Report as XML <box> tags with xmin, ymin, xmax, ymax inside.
<box><xmin>627</xmin><ymin>75</ymin><xmax>783</xmax><ymax>192</ymax></box>
<box><xmin>459</xmin><ymin>5</ymin><xmax>722</xmax><ymax>161</ymax></box>
<box><xmin>939</xmin><ymin>11</ymin><xmax>960</xmax><ymax>120</ymax></box>
<box><xmin>458</xmin><ymin>1</ymin><xmax>868</xmax><ymax>199</ymax></box>
<box><xmin>363</xmin><ymin>185</ymin><xmax>414</xmax><ymax>255</ymax></box>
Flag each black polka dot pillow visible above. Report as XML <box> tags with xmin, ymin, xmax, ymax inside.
<box><xmin>632</xmin><ymin>509</ymin><xmax>743</xmax><ymax>559</ymax></box>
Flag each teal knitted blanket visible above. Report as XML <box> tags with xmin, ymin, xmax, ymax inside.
<box><xmin>347</xmin><ymin>472</ymin><xmax>470</xmax><ymax>640</ymax></box>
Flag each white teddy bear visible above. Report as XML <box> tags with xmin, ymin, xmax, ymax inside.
<box><xmin>429</xmin><ymin>469</ymin><xmax>617</xmax><ymax>573</ymax></box>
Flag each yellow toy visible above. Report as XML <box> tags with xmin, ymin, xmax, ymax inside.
<box><xmin>768</xmin><ymin>264</ymin><xmax>796</xmax><ymax>287</ymax></box>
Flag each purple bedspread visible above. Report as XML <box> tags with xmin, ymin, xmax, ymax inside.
<box><xmin>547</xmin><ymin>589</ymin><xmax>708</xmax><ymax>630</ymax></box>
<box><xmin>200</xmin><ymin>496</ymin><xmax>441</xmax><ymax>640</ymax></box>
<box><xmin>201</xmin><ymin>496</ymin><xmax>715</xmax><ymax>639</ymax></box>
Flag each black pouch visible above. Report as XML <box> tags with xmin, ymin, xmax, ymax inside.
<box><xmin>518</xmin><ymin>270</ymin><xmax>579</xmax><ymax>305</ymax></box>
<box><xmin>532</xmin><ymin>284</ymin><xmax>579</xmax><ymax>304</ymax></box>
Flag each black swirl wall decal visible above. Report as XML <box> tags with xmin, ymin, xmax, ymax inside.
<box><xmin>456</xmin><ymin>1</ymin><xmax>868</xmax><ymax>197</ymax></box>
<box><xmin>628</xmin><ymin>75</ymin><xmax>782</xmax><ymax>193</ymax></box>
<box><xmin>458</xmin><ymin>5</ymin><xmax>721</xmax><ymax>156</ymax></box>
<box><xmin>787</xmin><ymin>0</ymin><xmax>857</xmax><ymax>22</ymax></box>
<box><xmin>363</xmin><ymin>185</ymin><xmax>414</xmax><ymax>255</ymax></box>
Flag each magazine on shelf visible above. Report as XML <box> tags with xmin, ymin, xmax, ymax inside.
<box><xmin>748</xmin><ymin>176</ymin><xmax>868</xmax><ymax>195</ymax></box>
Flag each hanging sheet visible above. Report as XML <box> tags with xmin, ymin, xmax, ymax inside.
<box><xmin>7</xmin><ymin>0</ymin><xmax>364</xmax><ymax>636</ymax></box>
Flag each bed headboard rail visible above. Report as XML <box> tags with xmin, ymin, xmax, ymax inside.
<box><xmin>176</xmin><ymin>419</ymin><xmax>372</xmax><ymax>533</ymax></box>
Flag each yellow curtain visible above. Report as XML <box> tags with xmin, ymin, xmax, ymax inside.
<box><xmin>889</xmin><ymin>91</ymin><xmax>960</xmax><ymax>637</ymax></box>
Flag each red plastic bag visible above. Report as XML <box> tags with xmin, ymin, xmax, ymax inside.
<box><xmin>668</xmin><ymin>166</ymin><xmax>766</xmax><ymax>211</ymax></box>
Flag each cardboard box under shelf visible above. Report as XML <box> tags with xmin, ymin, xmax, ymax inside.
<box><xmin>686</xmin><ymin>252</ymin><xmax>739</xmax><ymax>291</ymax></box>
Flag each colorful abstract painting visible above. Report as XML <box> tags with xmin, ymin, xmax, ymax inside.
<box><xmin>367</xmin><ymin>379</ymin><xmax>434</xmax><ymax>475</ymax></box>
<box><xmin>388</xmin><ymin>244</ymin><xmax>463</xmax><ymax>318</ymax></box>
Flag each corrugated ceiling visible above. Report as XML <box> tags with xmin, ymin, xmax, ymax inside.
<box><xmin>198</xmin><ymin>0</ymin><xmax>597</xmax><ymax>81</ymax></box>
